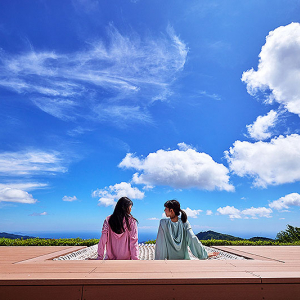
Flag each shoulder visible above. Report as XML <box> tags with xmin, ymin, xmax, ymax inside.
<box><xmin>159</xmin><ymin>218</ymin><xmax>169</xmax><ymax>226</ymax></box>
<box><xmin>183</xmin><ymin>219</ymin><xmax>191</xmax><ymax>229</ymax></box>
<box><xmin>128</xmin><ymin>216</ymin><xmax>137</xmax><ymax>225</ymax></box>
<box><xmin>104</xmin><ymin>215</ymin><xmax>111</xmax><ymax>224</ymax></box>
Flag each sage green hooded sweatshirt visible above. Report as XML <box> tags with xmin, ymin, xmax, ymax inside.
<box><xmin>155</xmin><ymin>218</ymin><xmax>208</xmax><ymax>260</ymax></box>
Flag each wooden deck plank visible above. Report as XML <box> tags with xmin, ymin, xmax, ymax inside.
<box><xmin>0</xmin><ymin>246</ymin><xmax>300</xmax><ymax>300</ymax></box>
<box><xmin>82</xmin><ymin>284</ymin><xmax>264</xmax><ymax>300</ymax></box>
<box><xmin>0</xmin><ymin>246</ymin><xmax>86</xmax><ymax>264</ymax></box>
<box><xmin>1</xmin><ymin>285</ymin><xmax>83</xmax><ymax>300</ymax></box>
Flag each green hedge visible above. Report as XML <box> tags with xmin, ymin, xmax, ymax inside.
<box><xmin>1</xmin><ymin>237</ymin><xmax>300</xmax><ymax>246</ymax></box>
<box><xmin>145</xmin><ymin>239</ymin><xmax>300</xmax><ymax>246</ymax></box>
<box><xmin>0</xmin><ymin>237</ymin><xmax>99</xmax><ymax>246</ymax></box>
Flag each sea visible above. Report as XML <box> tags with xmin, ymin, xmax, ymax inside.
<box><xmin>13</xmin><ymin>231</ymin><xmax>157</xmax><ymax>243</ymax></box>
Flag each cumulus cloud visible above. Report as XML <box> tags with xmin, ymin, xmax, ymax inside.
<box><xmin>217</xmin><ymin>205</ymin><xmax>272</xmax><ymax>219</ymax></box>
<box><xmin>177</xmin><ymin>142</ymin><xmax>195</xmax><ymax>151</ymax></box>
<box><xmin>147</xmin><ymin>217</ymin><xmax>159</xmax><ymax>220</ymax></box>
<box><xmin>0</xmin><ymin>188</ymin><xmax>36</xmax><ymax>204</ymax></box>
<box><xmin>225</xmin><ymin>134</ymin><xmax>300</xmax><ymax>187</ymax></box>
<box><xmin>0</xmin><ymin>25</ymin><xmax>187</xmax><ymax>125</ymax></box>
<box><xmin>246</xmin><ymin>110</ymin><xmax>278</xmax><ymax>140</ymax></box>
<box><xmin>269</xmin><ymin>193</ymin><xmax>300</xmax><ymax>210</ymax></box>
<box><xmin>30</xmin><ymin>212</ymin><xmax>48</xmax><ymax>216</ymax></box>
<box><xmin>0</xmin><ymin>150</ymin><xmax>67</xmax><ymax>176</ymax></box>
<box><xmin>217</xmin><ymin>206</ymin><xmax>242</xmax><ymax>219</ymax></box>
<box><xmin>241</xmin><ymin>207</ymin><xmax>272</xmax><ymax>219</ymax></box>
<box><xmin>62</xmin><ymin>196</ymin><xmax>78</xmax><ymax>202</ymax></box>
<box><xmin>119</xmin><ymin>144</ymin><xmax>234</xmax><ymax>191</ymax></box>
<box><xmin>242</xmin><ymin>22</ymin><xmax>300</xmax><ymax>116</ymax></box>
<box><xmin>183</xmin><ymin>207</ymin><xmax>202</xmax><ymax>218</ymax></box>
<box><xmin>206</xmin><ymin>210</ymin><xmax>213</xmax><ymax>215</ymax></box>
<box><xmin>92</xmin><ymin>182</ymin><xmax>144</xmax><ymax>206</ymax></box>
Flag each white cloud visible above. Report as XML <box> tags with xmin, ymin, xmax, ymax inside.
<box><xmin>225</xmin><ymin>134</ymin><xmax>300</xmax><ymax>187</ymax></box>
<box><xmin>162</xmin><ymin>212</ymin><xmax>167</xmax><ymax>218</ymax></box>
<box><xmin>177</xmin><ymin>142</ymin><xmax>195</xmax><ymax>151</ymax></box>
<box><xmin>119</xmin><ymin>145</ymin><xmax>234</xmax><ymax>191</ymax></box>
<box><xmin>0</xmin><ymin>188</ymin><xmax>36</xmax><ymax>204</ymax></box>
<box><xmin>94</xmin><ymin>104</ymin><xmax>152</xmax><ymax>126</ymax></box>
<box><xmin>246</xmin><ymin>110</ymin><xmax>278</xmax><ymax>140</ymax></box>
<box><xmin>217</xmin><ymin>206</ymin><xmax>242</xmax><ymax>219</ymax></box>
<box><xmin>30</xmin><ymin>212</ymin><xmax>48</xmax><ymax>216</ymax></box>
<box><xmin>183</xmin><ymin>207</ymin><xmax>202</xmax><ymax>218</ymax></box>
<box><xmin>206</xmin><ymin>210</ymin><xmax>213</xmax><ymax>215</ymax></box>
<box><xmin>62</xmin><ymin>196</ymin><xmax>78</xmax><ymax>202</ymax></box>
<box><xmin>241</xmin><ymin>207</ymin><xmax>272</xmax><ymax>219</ymax></box>
<box><xmin>147</xmin><ymin>217</ymin><xmax>159</xmax><ymax>220</ymax></box>
<box><xmin>197</xmin><ymin>90</ymin><xmax>221</xmax><ymax>101</ymax></box>
<box><xmin>67</xmin><ymin>126</ymin><xmax>93</xmax><ymax>137</ymax></box>
<box><xmin>242</xmin><ymin>22</ymin><xmax>300</xmax><ymax>116</ymax></box>
<box><xmin>0</xmin><ymin>25</ymin><xmax>187</xmax><ymax>125</ymax></box>
<box><xmin>269</xmin><ymin>193</ymin><xmax>300</xmax><ymax>210</ymax></box>
<box><xmin>217</xmin><ymin>205</ymin><xmax>272</xmax><ymax>219</ymax></box>
<box><xmin>0</xmin><ymin>182</ymin><xmax>48</xmax><ymax>191</ymax></box>
<box><xmin>0</xmin><ymin>150</ymin><xmax>67</xmax><ymax>176</ymax></box>
<box><xmin>92</xmin><ymin>182</ymin><xmax>144</xmax><ymax>207</ymax></box>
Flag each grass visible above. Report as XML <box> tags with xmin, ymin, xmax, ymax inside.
<box><xmin>1</xmin><ymin>237</ymin><xmax>300</xmax><ymax>246</ymax></box>
<box><xmin>0</xmin><ymin>237</ymin><xmax>99</xmax><ymax>246</ymax></box>
<box><xmin>145</xmin><ymin>239</ymin><xmax>300</xmax><ymax>246</ymax></box>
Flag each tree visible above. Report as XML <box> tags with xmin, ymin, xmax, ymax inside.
<box><xmin>276</xmin><ymin>224</ymin><xmax>300</xmax><ymax>242</ymax></box>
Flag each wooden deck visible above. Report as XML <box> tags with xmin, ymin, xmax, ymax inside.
<box><xmin>0</xmin><ymin>246</ymin><xmax>300</xmax><ymax>299</ymax></box>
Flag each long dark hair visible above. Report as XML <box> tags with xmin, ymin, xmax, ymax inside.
<box><xmin>108</xmin><ymin>197</ymin><xmax>138</xmax><ymax>234</ymax></box>
<box><xmin>164</xmin><ymin>199</ymin><xmax>187</xmax><ymax>223</ymax></box>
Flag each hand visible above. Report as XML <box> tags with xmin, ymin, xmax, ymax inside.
<box><xmin>208</xmin><ymin>252</ymin><xmax>219</xmax><ymax>258</ymax></box>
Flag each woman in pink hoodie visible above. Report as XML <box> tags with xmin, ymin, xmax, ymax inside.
<box><xmin>97</xmin><ymin>197</ymin><xmax>139</xmax><ymax>260</ymax></box>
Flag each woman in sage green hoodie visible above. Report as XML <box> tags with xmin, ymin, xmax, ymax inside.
<box><xmin>155</xmin><ymin>200</ymin><xmax>218</xmax><ymax>260</ymax></box>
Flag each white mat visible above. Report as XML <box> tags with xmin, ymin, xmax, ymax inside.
<box><xmin>53</xmin><ymin>244</ymin><xmax>246</xmax><ymax>260</ymax></box>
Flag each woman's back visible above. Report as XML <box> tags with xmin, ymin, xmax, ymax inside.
<box><xmin>97</xmin><ymin>197</ymin><xmax>139</xmax><ymax>260</ymax></box>
<box><xmin>155</xmin><ymin>218</ymin><xmax>190</xmax><ymax>260</ymax></box>
<box><xmin>155</xmin><ymin>200</ymin><xmax>209</xmax><ymax>260</ymax></box>
<box><xmin>98</xmin><ymin>215</ymin><xmax>139</xmax><ymax>260</ymax></box>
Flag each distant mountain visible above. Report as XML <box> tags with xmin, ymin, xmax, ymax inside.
<box><xmin>196</xmin><ymin>230</ymin><xmax>242</xmax><ymax>241</ymax></box>
<box><xmin>0</xmin><ymin>232</ymin><xmax>35</xmax><ymax>239</ymax></box>
<box><xmin>196</xmin><ymin>230</ymin><xmax>274</xmax><ymax>241</ymax></box>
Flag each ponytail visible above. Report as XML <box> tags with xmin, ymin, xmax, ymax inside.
<box><xmin>180</xmin><ymin>209</ymin><xmax>187</xmax><ymax>223</ymax></box>
<box><xmin>164</xmin><ymin>200</ymin><xmax>188</xmax><ymax>223</ymax></box>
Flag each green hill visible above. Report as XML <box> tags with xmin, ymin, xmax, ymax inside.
<box><xmin>0</xmin><ymin>232</ymin><xmax>35</xmax><ymax>240</ymax></box>
<box><xmin>196</xmin><ymin>230</ymin><xmax>242</xmax><ymax>241</ymax></box>
<box><xmin>196</xmin><ymin>231</ymin><xmax>275</xmax><ymax>241</ymax></box>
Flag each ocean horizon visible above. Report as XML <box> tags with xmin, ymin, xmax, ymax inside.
<box><xmin>10</xmin><ymin>230</ymin><xmax>277</xmax><ymax>242</ymax></box>
<box><xmin>12</xmin><ymin>231</ymin><xmax>158</xmax><ymax>243</ymax></box>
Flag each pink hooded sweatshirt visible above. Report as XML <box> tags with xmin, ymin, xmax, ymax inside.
<box><xmin>97</xmin><ymin>215</ymin><xmax>139</xmax><ymax>260</ymax></box>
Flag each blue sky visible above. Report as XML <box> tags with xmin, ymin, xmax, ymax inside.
<box><xmin>1</xmin><ymin>0</ymin><xmax>300</xmax><ymax>240</ymax></box>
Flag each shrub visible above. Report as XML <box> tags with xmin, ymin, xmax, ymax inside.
<box><xmin>276</xmin><ymin>224</ymin><xmax>300</xmax><ymax>243</ymax></box>
<box><xmin>0</xmin><ymin>237</ymin><xmax>99</xmax><ymax>246</ymax></box>
<box><xmin>145</xmin><ymin>238</ymin><xmax>300</xmax><ymax>246</ymax></box>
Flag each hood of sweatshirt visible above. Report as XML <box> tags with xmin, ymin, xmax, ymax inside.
<box><xmin>167</xmin><ymin>218</ymin><xmax>184</xmax><ymax>251</ymax></box>
<box><xmin>107</xmin><ymin>216</ymin><xmax>131</xmax><ymax>239</ymax></box>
